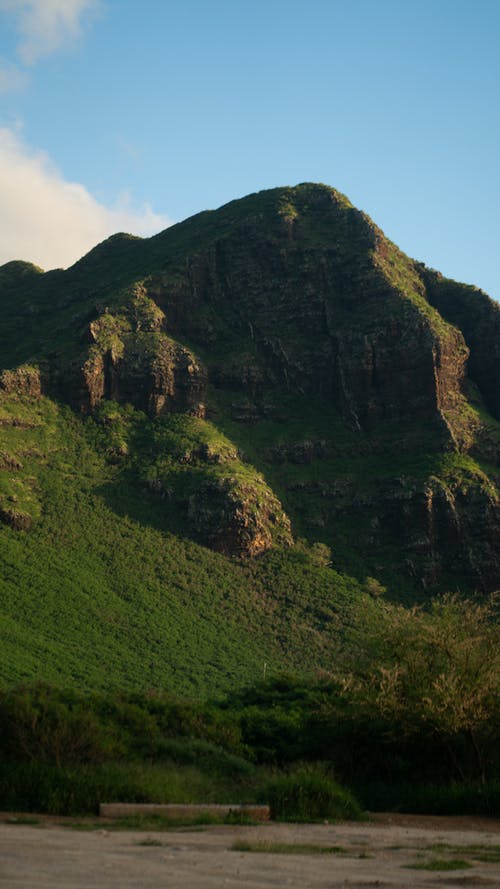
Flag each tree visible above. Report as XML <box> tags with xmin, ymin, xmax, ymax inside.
<box><xmin>344</xmin><ymin>594</ymin><xmax>500</xmax><ymax>783</ymax></box>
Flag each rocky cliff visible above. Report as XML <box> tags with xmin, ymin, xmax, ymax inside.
<box><xmin>1</xmin><ymin>183</ymin><xmax>499</xmax><ymax>591</ymax></box>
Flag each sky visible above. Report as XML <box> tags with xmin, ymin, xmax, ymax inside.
<box><xmin>0</xmin><ymin>0</ymin><xmax>499</xmax><ymax>300</ymax></box>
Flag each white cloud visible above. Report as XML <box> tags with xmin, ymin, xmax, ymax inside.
<box><xmin>0</xmin><ymin>127</ymin><xmax>170</xmax><ymax>270</ymax></box>
<box><xmin>0</xmin><ymin>0</ymin><xmax>99</xmax><ymax>65</ymax></box>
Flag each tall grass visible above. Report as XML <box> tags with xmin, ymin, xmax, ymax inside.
<box><xmin>260</xmin><ymin>764</ymin><xmax>363</xmax><ymax>822</ymax></box>
<box><xmin>354</xmin><ymin>781</ymin><xmax>500</xmax><ymax>817</ymax></box>
<box><xmin>0</xmin><ymin>760</ymin><xmax>258</xmax><ymax>816</ymax></box>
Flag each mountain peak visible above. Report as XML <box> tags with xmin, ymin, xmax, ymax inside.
<box><xmin>1</xmin><ymin>183</ymin><xmax>500</xmax><ymax>596</ymax></box>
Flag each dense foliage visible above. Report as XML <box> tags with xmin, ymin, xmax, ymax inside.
<box><xmin>1</xmin><ymin>183</ymin><xmax>500</xmax><ymax>819</ymax></box>
<box><xmin>1</xmin><ymin>595</ymin><xmax>498</xmax><ymax>816</ymax></box>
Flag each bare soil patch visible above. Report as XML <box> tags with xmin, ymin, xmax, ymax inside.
<box><xmin>1</xmin><ymin>813</ymin><xmax>500</xmax><ymax>888</ymax></box>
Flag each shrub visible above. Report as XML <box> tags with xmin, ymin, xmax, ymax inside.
<box><xmin>0</xmin><ymin>685</ymin><xmax>123</xmax><ymax>765</ymax></box>
<box><xmin>155</xmin><ymin>737</ymin><xmax>255</xmax><ymax>776</ymax></box>
<box><xmin>0</xmin><ymin>760</ymin><xmax>250</xmax><ymax>816</ymax></box>
<box><xmin>354</xmin><ymin>780</ymin><xmax>500</xmax><ymax>816</ymax></box>
<box><xmin>260</xmin><ymin>764</ymin><xmax>363</xmax><ymax>822</ymax></box>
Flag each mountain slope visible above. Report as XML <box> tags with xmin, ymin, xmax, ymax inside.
<box><xmin>1</xmin><ymin>183</ymin><xmax>499</xmax><ymax>692</ymax></box>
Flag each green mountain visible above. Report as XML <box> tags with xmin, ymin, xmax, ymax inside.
<box><xmin>1</xmin><ymin>183</ymin><xmax>499</xmax><ymax>693</ymax></box>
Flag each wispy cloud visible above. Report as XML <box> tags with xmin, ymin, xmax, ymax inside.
<box><xmin>0</xmin><ymin>58</ymin><xmax>28</xmax><ymax>92</ymax></box>
<box><xmin>0</xmin><ymin>0</ymin><xmax>99</xmax><ymax>65</ymax></box>
<box><xmin>0</xmin><ymin>127</ymin><xmax>170</xmax><ymax>270</ymax></box>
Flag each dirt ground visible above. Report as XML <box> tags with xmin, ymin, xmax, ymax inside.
<box><xmin>1</xmin><ymin>813</ymin><xmax>500</xmax><ymax>888</ymax></box>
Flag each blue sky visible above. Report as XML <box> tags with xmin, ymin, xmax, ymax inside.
<box><xmin>0</xmin><ymin>0</ymin><xmax>498</xmax><ymax>299</ymax></box>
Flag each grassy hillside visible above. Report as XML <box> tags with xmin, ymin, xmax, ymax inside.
<box><xmin>1</xmin><ymin>379</ymin><xmax>496</xmax><ymax>692</ymax></box>
<box><xmin>1</xmin><ymin>182</ymin><xmax>499</xmax><ymax>695</ymax></box>
<box><xmin>0</xmin><ymin>387</ymin><xmax>373</xmax><ymax>693</ymax></box>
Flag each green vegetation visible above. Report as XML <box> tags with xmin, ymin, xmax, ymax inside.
<box><xmin>404</xmin><ymin>859</ymin><xmax>473</xmax><ymax>871</ymax></box>
<box><xmin>1</xmin><ymin>183</ymin><xmax>500</xmax><ymax>822</ymax></box>
<box><xmin>342</xmin><ymin>594</ymin><xmax>500</xmax><ymax>785</ymax></box>
<box><xmin>59</xmin><ymin>815</ymin><xmax>222</xmax><ymax>831</ymax></box>
<box><xmin>0</xmin><ymin>390</ymin><xmax>375</xmax><ymax>692</ymax></box>
<box><xmin>0</xmin><ymin>759</ymin><xmax>259</xmax><ymax>817</ymax></box>
<box><xmin>1</xmin><ymin>181</ymin><xmax>499</xmax><ymax>596</ymax></box>
<box><xmin>232</xmin><ymin>841</ymin><xmax>349</xmax><ymax>854</ymax></box>
<box><xmin>353</xmin><ymin>781</ymin><xmax>500</xmax><ymax>816</ymax></box>
<box><xmin>259</xmin><ymin>764</ymin><xmax>363</xmax><ymax>822</ymax></box>
<box><xmin>429</xmin><ymin>844</ymin><xmax>500</xmax><ymax>864</ymax></box>
<box><xmin>465</xmin><ymin>847</ymin><xmax>500</xmax><ymax>864</ymax></box>
<box><xmin>0</xmin><ymin>591</ymin><xmax>498</xmax><ymax>817</ymax></box>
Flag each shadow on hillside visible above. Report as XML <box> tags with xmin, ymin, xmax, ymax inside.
<box><xmin>95</xmin><ymin>469</ymin><xmax>195</xmax><ymax>545</ymax></box>
<box><xmin>94</xmin><ymin>453</ymin><xmax>433</xmax><ymax>609</ymax></box>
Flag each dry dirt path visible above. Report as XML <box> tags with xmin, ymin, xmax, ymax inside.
<box><xmin>1</xmin><ymin>815</ymin><xmax>500</xmax><ymax>888</ymax></box>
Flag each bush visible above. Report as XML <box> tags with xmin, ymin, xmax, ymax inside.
<box><xmin>0</xmin><ymin>759</ymin><xmax>253</xmax><ymax>816</ymax></box>
<box><xmin>354</xmin><ymin>780</ymin><xmax>500</xmax><ymax>817</ymax></box>
<box><xmin>0</xmin><ymin>762</ymin><xmax>141</xmax><ymax>815</ymax></box>
<box><xmin>332</xmin><ymin>593</ymin><xmax>500</xmax><ymax>785</ymax></box>
<box><xmin>260</xmin><ymin>764</ymin><xmax>363</xmax><ymax>822</ymax></box>
<box><xmin>155</xmin><ymin>737</ymin><xmax>254</xmax><ymax>776</ymax></box>
<box><xmin>0</xmin><ymin>685</ymin><xmax>123</xmax><ymax>765</ymax></box>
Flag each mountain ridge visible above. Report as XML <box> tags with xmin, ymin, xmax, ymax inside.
<box><xmin>1</xmin><ymin>182</ymin><xmax>499</xmax><ymax>691</ymax></box>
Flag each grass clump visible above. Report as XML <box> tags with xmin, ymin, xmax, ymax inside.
<box><xmin>467</xmin><ymin>848</ymin><xmax>500</xmax><ymax>864</ymax></box>
<box><xmin>429</xmin><ymin>843</ymin><xmax>500</xmax><ymax>864</ymax></box>
<box><xmin>64</xmin><ymin>812</ymin><xmax>259</xmax><ymax>831</ymax></box>
<box><xmin>261</xmin><ymin>764</ymin><xmax>363</xmax><ymax>823</ymax></box>
<box><xmin>136</xmin><ymin>838</ymin><xmax>164</xmax><ymax>846</ymax></box>
<box><xmin>232</xmin><ymin>841</ymin><xmax>348</xmax><ymax>854</ymax></box>
<box><xmin>404</xmin><ymin>858</ymin><xmax>473</xmax><ymax>871</ymax></box>
<box><xmin>0</xmin><ymin>760</ymin><xmax>256</xmax><ymax>816</ymax></box>
<box><xmin>106</xmin><ymin>813</ymin><xmax>224</xmax><ymax>830</ymax></box>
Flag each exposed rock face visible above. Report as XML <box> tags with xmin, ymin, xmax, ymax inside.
<box><xmin>0</xmin><ymin>365</ymin><xmax>42</xmax><ymax>398</ymax></box>
<box><xmin>377</xmin><ymin>473</ymin><xmax>500</xmax><ymax>590</ymax></box>
<box><xmin>0</xmin><ymin>507</ymin><xmax>32</xmax><ymax>531</ymax></box>
<box><xmin>78</xmin><ymin>333</ymin><xmax>206</xmax><ymax>418</ymax></box>
<box><xmin>421</xmin><ymin>267</ymin><xmax>500</xmax><ymax>423</ymax></box>
<box><xmin>268</xmin><ymin>439</ymin><xmax>331</xmax><ymax>465</ymax></box>
<box><xmin>187</xmin><ymin>476</ymin><xmax>292</xmax><ymax>558</ymax></box>
<box><xmin>20</xmin><ymin>186</ymin><xmax>478</xmax><ymax>452</ymax></box>
<box><xmin>0</xmin><ymin>451</ymin><xmax>23</xmax><ymax>470</ymax></box>
<box><xmin>285</xmin><ymin>462</ymin><xmax>500</xmax><ymax>589</ymax></box>
<box><xmin>61</xmin><ymin>293</ymin><xmax>207</xmax><ymax>418</ymax></box>
<box><xmin>1</xmin><ymin>183</ymin><xmax>500</xmax><ymax>584</ymax></box>
<box><xmin>144</xmin><ymin>188</ymin><xmax>470</xmax><ymax>448</ymax></box>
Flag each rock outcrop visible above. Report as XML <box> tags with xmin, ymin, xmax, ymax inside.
<box><xmin>1</xmin><ymin>183</ymin><xmax>499</xmax><ymax>586</ymax></box>
<box><xmin>420</xmin><ymin>267</ymin><xmax>500</xmax><ymax>422</ymax></box>
<box><xmin>0</xmin><ymin>365</ymin><xmax>42</xmax><ymax>398</ymax></box>
<box><xmin>376</xmin><ymin>471</ymin><xmax>500</xmax><ymax>590</ymax></box>
<box><xmin>0</xmin><ymin>507</ymin><xmax>32</xmax><ymax>531</ymax></box>
<box><xmin>187</xmin><ymin>475</ymin><xmax>292</xmax><ymax>558</ymax></box>
<box><xmin>60</xmin><ymin>291</ymin><xmax>207</xmax><ymax>418</ymax></box>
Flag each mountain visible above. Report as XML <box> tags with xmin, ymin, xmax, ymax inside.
<box><xmin>1</xmin><ymin>183</ymin><xmax>499</xmax><ymax>692</ymax></box>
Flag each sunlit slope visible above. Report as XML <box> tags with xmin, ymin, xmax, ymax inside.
<box><xmin>0</xmin><ymin>389</ymin><xmax>367</xmax><ymax>692</ymax></box>
<box><xmin>1</xmin><ymin>183</ymin><xmax>500</xmax><ymax>692</ymax></box>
